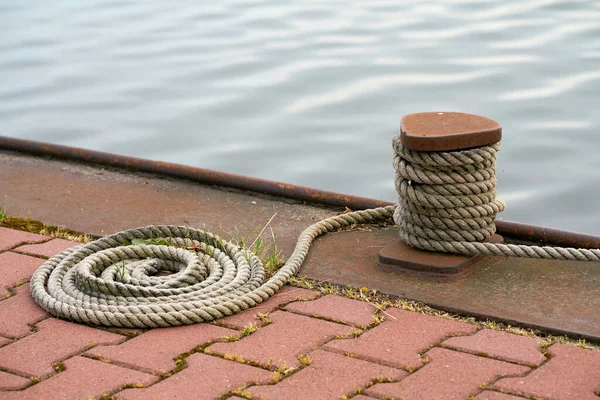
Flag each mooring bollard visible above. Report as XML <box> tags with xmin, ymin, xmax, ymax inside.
<box><xmin>378</xmin><ymin>112</ymin><xmax>504</xmax><ymax>280</ymax></box>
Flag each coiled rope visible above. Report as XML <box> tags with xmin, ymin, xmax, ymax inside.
<box><xmin>30</xmin><ymin>134</ymin><xmax>600</xmax><ymax>328</ymax></box>
<box><xmin>30</xmin><ymin>208</ymin><xmax>394</xmax><ymax>328</ymax></box>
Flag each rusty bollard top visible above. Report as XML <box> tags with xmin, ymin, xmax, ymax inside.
<box><xmin>400</xmin><ymin>112</ymin><xmax>502</xmax><ymax>152</ymax></box>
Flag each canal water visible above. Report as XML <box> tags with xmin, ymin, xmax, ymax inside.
<box><xmin>1</xmin><ymin>0</ymin><xmax>599</xmax><ymax>233</ymax></box>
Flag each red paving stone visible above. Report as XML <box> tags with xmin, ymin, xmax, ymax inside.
<box><xmin>0</xmin><ymin>227</ymin><xmax>48</xmax><ymax>251</ymax></box>
<box><xmin>442</xmin><ymin>328</ymin><xmax>545</xmax><ymax>366</ymax></box>
<box><xmin>0</xmin><ymin>226</ymin><xmax>599</xmax><ymax>399</ymax></box>
<box><xmin>0</xmin><ymin>370</ymin><xmax>30</xmax><ymax>390</ymax></box>
<box><xmin>495</xmin><ymin>343</ymin><xmax>600</xmax><ymax>400</ymax></box>
<box><xmin>218</xmin><ymin>286</ymin><xmax>319</xmax><ymax>329</ymax></box>
<box><xmin>284</xmin><ymin>294</ymin><xmax>377</xmax><ymax>327</ymax></box>
<box><xmin>247</xmin><ymin>349</ymin><xmax>406</xmax><ymax>400</ymax></box>
<box><xmin>0</xmin><ymin>318</ymin><xmax>124</xmax><ymax>376</ymax></box>
<box><xmin>208</xmin><ymin>310</ymin><xmax>354</xmax><ymax>368</ymax></box>
<box><xmin>0</xmin><ymin>356</ymin><xmax>157</xmax><ymax>400</ymax></box>
<box><xmin>87</xmin><ymin>323</ymin><xmax>236</xmax><ymax>374</ymax></box>
<box><xmin>323</xmin><ymin>307</ymin><xmax>477</xmax><ymax>369</ymax></box>
<box><xmin>0</xmin><ymin>284</ymin><xmax>49</xmax><ymax>338</ymax></box>
<box><xmin>475</xmin><ymin>391</ymin><xmax>525</xmax><ymax>399</ymax></box>
<box><xmin>117</xmin><ymin>352</ymin><xmax>273</xmax><ymax>400</ymax></box>
<box><xmin>14</xmin><ymin>238</ymin><xmax>79</xmax><ymax>258</ymax></box>
<box><xmin>366</xmin><ymin>347</ymin><xmax>529</xmax><ymax>400</ymax></box>
<box><xmin>0</xmin><ymin>252</ymin><xmax>44</xmax><ymax>296</ymax></box>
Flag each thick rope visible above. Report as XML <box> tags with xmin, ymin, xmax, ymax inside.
<box><xmin>30</xmin><ymin>135</ymin><xmax>600</xmax><ymax>328</ymax></box>
<box><xmin>392</xmin><ymin>134</ymin><xmax>600</xmax><ymax>261</ymax></box>
<box><xmin>30</xmin><ymin>207</ymin><xmax>394</xmax><ymax>328</ymax></box>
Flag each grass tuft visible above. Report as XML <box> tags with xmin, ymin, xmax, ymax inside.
<box><xmin>0</xmin><ymin>214</ymin><xmax>93</xmax><ymax>243</ymax></box>
<box><xmin>52</xmin><ymin>362</ymin><xmax>66</xmax><ymax>373</ymax></box>
<box><xmin>257</xmin><ymin>313</ymin><xmax>272</xmax><ymax>326</ymax></box>
<box><xmin>227</xmin><ymin>215</ymin><xmax>284</xmax><ymax>278</ymax></box>
<box><xmin>298</xmin><ymin>353</ymin><xmax>312</xmax><ymax>366</ymax></box>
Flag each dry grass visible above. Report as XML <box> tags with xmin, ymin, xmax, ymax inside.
<box><xmin>0</xmin><ymin>213</ymin><xmax>93</xmax><ymax>243</ymax></box>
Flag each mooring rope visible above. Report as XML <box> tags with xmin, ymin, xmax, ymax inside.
<box><xmin>30</xmin><ymin>133</ymin><xmax>600</xmax><ymax>328</ymax></box>
<box><xmin>392</xmin><ymin>135</ymin><xmax>600</xmax><ymax>261</ymax></box>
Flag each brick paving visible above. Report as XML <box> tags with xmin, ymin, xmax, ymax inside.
<box><xmin>1</xmin><ymin>226</ymin><xmax>599</xmax><ymax>399</ymax></box>
<box><xmin>245</xmin><ymin>349</ymin><xmax>406</xmax><ymax>400</ymax></box>
<box><xmin>0</xmin><ymin>252</ymin><xmax>44</xmax><ymax>297</ymax></box>
<box><xmin>495</xmin><ymin>343</ymin><xmax>600</xmax><ymax>400</ymax></box>
<box><xmin>0</xmin><ymin>284</ymin><xmax>49</xmax><ymax>338</ymax></box>
<box><xmin>0</xmin><ymin>356</ymin><xmax>157</xmax><ymax>400</ymax></box>
<box><xmin>283</xmin><ymin>294</ymin><xmax>377</xmax><ymax>327</ymax></box>
<box><xmin>208</xmin><ymin>311</ymin><xmax>356</xmax><ymax>369</ymax></box>
<box><xmin>0</xmin><ymin>227</ymin><xmax>48</xmax><ymax>251</ymax></box>
<box><xmin>87</xmin><ymin>324</ymin><xmax>237</xmax><ymax>374</ymax></box>
<box><xmin>0</xmin><ymin>370</ymin><xmax>30</xmax><ymax>391</ymax></box>
<box><xmin>0</xmin><ymin>318</ymin><xmax>124</xmax><ymax>376</ymax></box>
<box><xmin>442</xmin><ymin>328</ymin><xmax>546</xmax><ymax>366</ymax></box>
<box><xmin>322</xmin><ymin>307</ymin><xmax>477</xmax><ymax>369</ymax></box>
<box><xmin>218</xmin><ymin>286</ymin><xmax>319</xmax><ymax>329</ymax></box>
<box><xmin>365</xmin><ymin>347</ymin><xmax>529</xmax><ymax>400</ymax></box>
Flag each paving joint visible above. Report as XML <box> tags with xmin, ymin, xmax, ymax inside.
<box><xmin>280</xmin><ymin>308</ymin><xmax>376</xmax><ymax>330</ymax></box>
<box><xmin>2</xmin><ymin>316</ymin><xmax>50</xmax><ymax>340</ymax></box>
<box><xmin>81</xmin><ymin>353</ymin><xmax>161</xmax><ymax>377</ymax></box>
<box><xmin>440</xmin><ymin>344</ymin><xmax>543</xmax><ymax>369</ymax></box>
<box><xmin>3</xmin><ymin>280</ymin><xmax>29</xmax><ymax>298</ymax></box>
<box><xmin>0</xmin><ymin>238</ymin><xmax>54</xmax><ymax>253</ymax></box>
<box><xmin>10</xmin><ymin>250</ymin><xmax>51</xmax><ymax>259</ymax></box>
<box><xmin>201</xmin><ymin>347</ymin><xmax>283</xmax><ymax>374</ymax></box>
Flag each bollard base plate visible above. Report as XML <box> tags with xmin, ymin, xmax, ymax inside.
<box><xmin>377</xmin><ymin>235</ymin><xmax>503</xmax><ymax>281</ymax></box>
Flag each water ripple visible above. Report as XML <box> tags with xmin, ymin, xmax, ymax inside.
<box><xmin>287</xmin><ymin>70</ymin><xmax>496</xmax><ymax>113</ymax></box>
<box><xmin>1</xmin><ymin>0</ymin><xmax>599</xmax><ymax>233</ymax></box>
<box><xmin>500</xmin><ymin>71</ymin><xmax>600</xmax><ymax>100</ymax></box>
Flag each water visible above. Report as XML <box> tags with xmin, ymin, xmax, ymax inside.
<box><xmin>1</xmin><ymin>0</ymin><xmax>600</xmax><ymax>234</ymax></box>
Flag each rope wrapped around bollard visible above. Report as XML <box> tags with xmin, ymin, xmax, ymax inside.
<box><xmin>392</xmin><ymin>135</ymin><xmax>600</xmax><ymax>261</ymax></box>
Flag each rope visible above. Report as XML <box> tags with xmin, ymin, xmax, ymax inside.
<box><xmin>30</xmin><ymin>133</ymin><xmax>600</xmax><ymax>328</ymax></box>
<box><xmin>30</xmin><ymin>207</ymin><xmax>394</xmax><ymax>328</ymax></box>
<box><xmin>392</xmin><ymin>134</ymin><xmax>600</xmax><ymax>261</ymax></box>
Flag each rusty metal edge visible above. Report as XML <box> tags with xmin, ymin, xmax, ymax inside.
<box><xmin>0</xmin><ymin>136</ymin><xmax>391</xmax><ymax>210</ymax></box>
<box><xmin>2</xmin><ymin>135</ymin><xmax>600</xmax><ymax>249</ymax></box>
